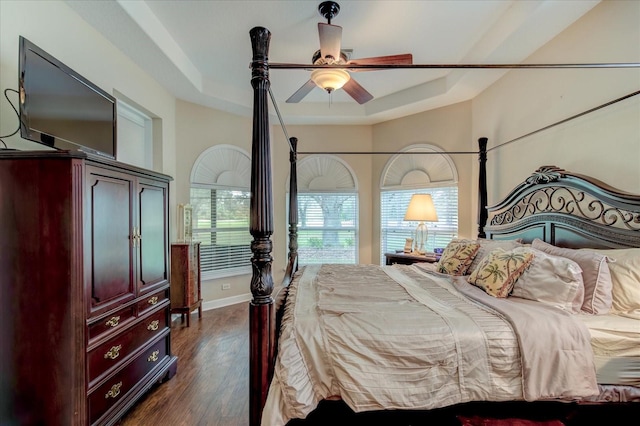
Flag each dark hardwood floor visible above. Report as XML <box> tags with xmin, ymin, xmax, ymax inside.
<box><xmin>119</xmin><ymin>303</ymin><xmax>250</xmax><ymax>426</ymax></box>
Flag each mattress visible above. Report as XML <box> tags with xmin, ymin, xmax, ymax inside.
<box><xmin>575</xmin><ymin>313</ymin><xmax>640</xmax><ymax>387</ymax></box>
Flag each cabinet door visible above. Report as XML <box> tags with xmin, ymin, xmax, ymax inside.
<box><xmin>86</xmin><ymin>167</ymin><xmax>135</xmax><ymax>317</ymax></box>
<box><xmin>136</xmin><ymin>178</ymin><xmax>169</xmax><ymax>294</ymax></box>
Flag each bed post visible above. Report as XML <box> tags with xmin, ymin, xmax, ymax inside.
<box><xmin>249</xmin><ymin>26</ymin><xmax>274</xmax><ymax>426</ymax></box>
<box><xmin>478</xmin><ymin>137</ymin><xmax>488</xmax><ymax>238</ymax></box>
<box><xmin>288</xmin><ymin>137</ymin><xmax>299</xmax><ymax>269</ymax></box>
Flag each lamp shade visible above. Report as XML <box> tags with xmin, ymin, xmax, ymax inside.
<box><xmin>404</xmin><ymin>194</ymin><xmax>438</xmax><ymax>222</ymax></box>
<box><xmin>310</xmin><ymin>69</ymin><xmax>350</xmax><ymax>93</ymax></box>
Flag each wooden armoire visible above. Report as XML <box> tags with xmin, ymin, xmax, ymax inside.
<box><xmin>0</xmin><ymin>150</ymin><xmax>177</xmax><ymax>425</ymax></box>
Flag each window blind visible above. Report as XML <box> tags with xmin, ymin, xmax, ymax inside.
<box><xmin>190</xmin><ymin>188</ymin><xmax>252</xmax><ymax>278</ymax></box>
<box><xmin>380</xmin><ymin>187</ymin><xmax>458</xmax><ymax>263</ymax></box>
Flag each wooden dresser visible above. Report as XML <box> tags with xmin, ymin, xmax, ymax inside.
<box><xmin>0</xmin><ymin>150</ymin><xmax>178</xmax><ymax>425</ymax></box>
<box><xmin>170</xmin><ymin>242</ymin><xmax>202</xmax><ymax>326</ymax></box>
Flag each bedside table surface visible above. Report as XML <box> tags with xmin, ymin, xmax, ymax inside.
<box><xmin>384</xmin><ymin>252</ymin><xmax>439</xmax><ymax>265</ymax></box>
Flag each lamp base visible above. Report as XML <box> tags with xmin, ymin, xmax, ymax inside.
<box><xmin>414</xmin><ymin>222</ymin><xmax>428</xmax><ymax>254</ymax></box>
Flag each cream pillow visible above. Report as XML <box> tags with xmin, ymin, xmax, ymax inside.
<box><xmin>457</xmin><ymin>238</ymin><xmax>525</xmax><ymax>274</ymax></box>
<box><xmin>435</xmin><ymin>241</ymin><xmax>481</xmax><ymax>276</ymax></box>
<box><xmin>468</xmin><ymin>248</ymin><xmax>535</xmax><ymax>298</ymax></box>
<box><xmin>583</xmin><ymin>248</ymin><xmax>640</xmax><ymax>320</ymax></box>
<box><xmin>511</xmin><ymin>247</ymin><xmax>585</xmax><ymax>313</ymax></box>
<box><xmin>531</xmin><ymin>239</ymin><xmax>613</xmax><ymax>314</ymax></box>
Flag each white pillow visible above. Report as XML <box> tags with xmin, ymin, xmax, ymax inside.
<box><xmin>583</xmin><ymin>248</ymin><xmax>640</xmax><ymax>320</ymax></box>
<box><xmin>532</xmin><ymin>239</ymin><xmax>612</xmax><ymax>314</ymax></box>
<box><xmin>511</xmin><ymin>247</ymin><xmax>585</xmax><ymax>313</ymax></box>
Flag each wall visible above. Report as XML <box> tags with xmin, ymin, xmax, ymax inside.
<box><xmin>0</xmin><ymin>0</ymin><xmax>177</xmax><ymax>212</ymax></box>
<box><xmin>472</xmin><ymin>0</ymin><xmax>640</xmax><ymax>221</ymax></box>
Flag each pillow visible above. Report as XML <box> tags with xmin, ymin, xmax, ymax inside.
<box><xmin>531</xmin><ymin>239</ymin><xmax>613</xmax><ymax>314</ymax></box>
<box><xmin>435</xmin><ymin>241</ymin><xmax>481</xmax><ymax>275</ymax></box>
<box><xmin>467</xmin><ymin>248</ymin><xmax>535</xmax><ymax>298</ymax></box>
<box><xmin>511</xmin><ymin>247</ymin><xmax>585</xmax><ymax>313</ymax></box>
<box><xmin>583</xmin><ymin>248</ymin><xmax>640</xmax><ymax>320</ymax></box>
<box><xmin>457</xmin><ymin>238</ymin><xmax>525</xmax><ymax>274</ymax></box>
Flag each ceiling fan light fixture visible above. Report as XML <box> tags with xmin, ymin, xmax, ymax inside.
<box><xmin>310</xmin><ymin>68</ymin><xmax>350</xmax><ymax>93</ymax></box>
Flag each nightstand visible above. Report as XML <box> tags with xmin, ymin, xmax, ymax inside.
<box><xmin>384</xmin><ymin>251</ymin><xmax>439</xmax><ymax>265</ymax></box>
<box><xmin>170</xmin><ymin>242</ymin><xmax>202</xmax><ymax>327</ymax></box>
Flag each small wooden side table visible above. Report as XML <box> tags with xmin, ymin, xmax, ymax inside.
<box><xmin>170</xmin><ymin>242</ymin><xmax>202</xmax><ymax>327</ymax></box>
<box><xmin>384</xmin><ymin>251</ymin><xmax>439</xmax><ymax>265</ymax></box>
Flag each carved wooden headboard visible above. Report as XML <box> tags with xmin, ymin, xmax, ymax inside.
<box><xmin>484</xmin><ymin>166</ymin><xmax>640</xmax><ymax>249</ymax></box>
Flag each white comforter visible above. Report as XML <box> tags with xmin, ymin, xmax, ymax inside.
<box><xmin>262</xmin><ymin>264</ymin><xmax>599</xmax><ymax>425</ymax></box>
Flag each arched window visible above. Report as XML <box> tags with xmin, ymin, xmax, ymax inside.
<box><xmin>290</xmin><ymin>155</ymin><xmax>359</xmax><ymax>265</ymax></box>
<box><xmin>380</xmin><ymin>144</ymin><xmax>458</xmax><ymax>263</ymax></box>
<box><xmin>190</xmin><ymin>145</ymin><xmax>252</xmax><ymax>278</ymax></box>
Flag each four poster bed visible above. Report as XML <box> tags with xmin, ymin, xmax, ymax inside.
<box><xmin>247</xmin><ymin>27</ymin><xmax>640</xmax><ymax>425</ymax></box>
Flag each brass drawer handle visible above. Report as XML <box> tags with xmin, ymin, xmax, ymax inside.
<box><xmin>105</xmin><ymin>381</ymin><xmax>122</xmax><ymax>399</ymax></box>
<box><xmin>148</xmin><ymin>296</ymin><xmax>158</xmax><ymax>305</ymax></box>
<box><xmin>105</xmin><ymin>316</ymin><xmax>120</xmax><ymax>328</ymax></box>
<box><xmin>147</xmin><ymin>350</ymin><xmax>160</xmax><ymax>362</ymax></box>
<box><xmin>104</xmin><ymin>344</ymin><xmax>122</xmax><ymax>360</ymax></box>
<box><xmin>147</xmin><ymin>320</ymin><xmax>159</xmax><ymax>331</ymax></box>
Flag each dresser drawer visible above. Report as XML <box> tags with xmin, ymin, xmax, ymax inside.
<box><xmin>137</xmin><ymin>288</ymin><xmax>168</xmax><ymax>316</ymax></box>
<box><xmin>88</xmin><ymin>309</ymin><xmax>167</xmax><ymax>384</ymax></box>
<box><xmin>88</xmin><ymin>305</ymin><xmax>136</xmax><ymax>342</ymax></box>
<box><xmin>88</xmin><ymin>337</ymin><xmax>169</xmax><ymax>425</ymax></box>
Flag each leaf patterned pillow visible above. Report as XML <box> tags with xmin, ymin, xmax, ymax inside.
<box><xmin>436</xmin><ymin>241</ymin><xmax>481</xmax><ymax>276</ymax></box>
<box><xmin>468</xmin><ymin>248</ymin><xmax>535</xmax><ymax>298</ymax></box>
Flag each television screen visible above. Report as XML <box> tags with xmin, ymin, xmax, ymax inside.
<box><xmin>19</xmin><ymin>36</ymin><xmax>117</xmax><ymax>159</ymax></box>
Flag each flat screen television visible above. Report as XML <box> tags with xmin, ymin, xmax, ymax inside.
<box><xmin>18</xmin><ymin>36</ymin><xmax>117</xmax><ymax>159</ymax></box>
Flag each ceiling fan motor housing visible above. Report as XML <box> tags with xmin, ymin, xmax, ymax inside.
<box><xmin>312</xmin><ymin>49</ymin><xmax>348</xmax><ymax>65</ymax></box>
<box><xmin>319</xmin><ymin>1</ymin><xmax>340</xmax><ymax>24</ymax></box>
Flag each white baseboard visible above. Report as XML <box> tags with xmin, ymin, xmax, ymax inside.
<box><xmin>202</xmin><ymin>293</ymin><xmax>252</xmax><ymax>311</ymax></box>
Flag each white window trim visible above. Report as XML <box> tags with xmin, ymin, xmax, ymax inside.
<box><xmin>379</xmin><ymin>143</ymin><xmax>459</xmax><ymax>264</ymax></box>
<box><xmin>190</xmin><ymin>145</ymin><xmax>252</xmax><ymax>279</ymax></box>
<box><xmin>290</xmin><ymin>155</ymin><xmax>360</xmax><ymax>265</ymax></box>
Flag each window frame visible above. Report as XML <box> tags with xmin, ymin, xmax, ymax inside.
<box><xmin>287</xmin><ymin>154</ymin><xmax>360</xmax><ymax>266</ymax></box>
<box><xmin>190</xmin><ymin>183</ymin><xmax>252</xmax><ymax>280</ymax></box>
<box><xmin>380</xmin><ymin>185</ymin><xmax>458</xmax><ymax>263</ymax></box>
<box><xmin>189</xmin><ymin>145</ymin><xmax>252</xmax><ymax>280</ymax></box>
<box><xmin>379</xmin><ymin>144</ymin><xmax>459</xmax><ymax>264</ymax></box>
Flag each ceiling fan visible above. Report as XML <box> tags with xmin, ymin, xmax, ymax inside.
<box><xmin>286</xmin><ymin>1</ymin><xmax>413</xmax><ymax>105</ymax></box>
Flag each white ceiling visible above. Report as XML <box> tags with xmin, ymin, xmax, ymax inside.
<box><xmin>66</xmin><ymin>0</ymin><xmax>600</xmax><ymax>125</ymax></box>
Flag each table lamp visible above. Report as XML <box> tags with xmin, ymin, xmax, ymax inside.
<box><xmin>404</xmin><ymin>194</ymin><xmax>438</xmax><ymax>254</ymax></box>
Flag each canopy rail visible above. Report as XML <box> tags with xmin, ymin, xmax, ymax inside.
<box><xmin>487</xmin><ymin>90</ymin><xmax>639</xmax><ymax>153</ymax></box>
<box><xmin>269</xmin><ymin>62</ymin><xmax>640</xmax><ymax>70</ymax></box>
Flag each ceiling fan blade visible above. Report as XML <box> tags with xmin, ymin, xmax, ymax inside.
<box><xmin>348</xmin><ymin>53</ymin><xmax>413</xmax><ymax>71</ymax></box>
<box><xmin>342</xmin><ymin>79</ymin><xmax>373</xmax><ymax>104</ymax></box>
<box><xmin>318</xmin><ymin>23</ymin><xmax>342</xmax><ymax>62</ymax></box>
<box><xmin>349</xmin><ymin>53</ymin><xmax>413</xmax><ymax>65</ymax></box>
<box><xmin>286</xmin><ymin>79</ymin><xmax>316</xmax><ymax>103</ymax></box>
